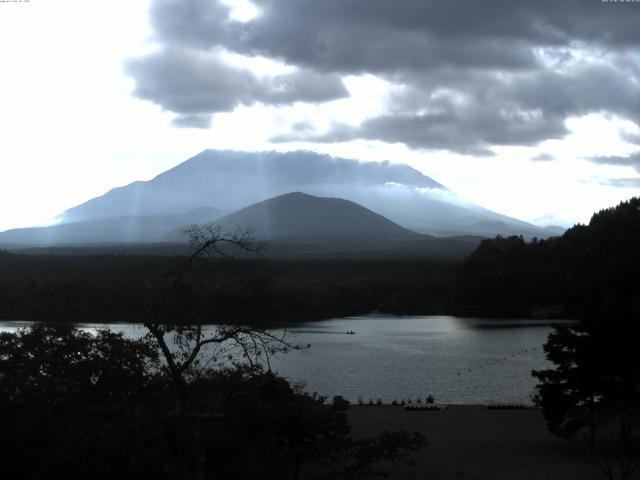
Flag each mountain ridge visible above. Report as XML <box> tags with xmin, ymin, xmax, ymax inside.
<box><xmin>61</xmin><ymin>150</ymin><xmax>447</xmax><ymax>223</ymax></box>
<box><xmin>56</xmin><ymin>149</ymin><xmax>554</xmax><ymax>239</ymax></box>
<box><xmin>0</xmin><ymin>150</ymin><xmax>564</xmax><ymax>252</ymax></box>
<box><xmin>209</xmin><ymin>191</ymin><xmax>419</xmax><ymax>239</ymax></box>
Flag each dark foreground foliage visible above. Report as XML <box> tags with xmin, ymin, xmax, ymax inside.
<box><xmin>526</xmin><ymin>198</ymin><xmax>640</xmax><ymax>479</ymax></box>
<box><xmin>532</xmin><ymin>308</ymin><xmax>640</xmax><ymax>480</ymax></box>
<box><xmin>0</xmin><ymin>325</ymin><xmax>425</xmax><ymax>480</ymax></box>
<box><xmin>533</xmin><ymin>309</ymin><xmax>640</xmax><ymax>438</ymax></box>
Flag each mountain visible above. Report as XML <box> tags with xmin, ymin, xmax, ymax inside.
<box><xmin>0</xmin><ymin>207</ymin><xmax>224</xmax><ymax>246</ymax></box>
<box><xmin>57</xmin><ymin>150</ymin><xmax>554</xmax><ymax>238</ymax></box>
<box><xmin>207</xmin><ymin>192</ymin><xmax>417</xmax><ymax>239</ymax></box>
<box><xmin>0</xmin><ymin>150</ymin><xmax>561</xmax><ymax>251</ymax></box>
<box><xmin>61</xmin><ymin>150</ymin><xmax>445</xmax><ymax>222</ymax></box>
<box><xmin>165</xmin><ymin>192</ymin><xmax>482</xmax><ymax>259</ymax></box>
<box><xmin>2</xmin><ymin>190</ymin><xmax>483</xmax><ymax>259</ymax></box>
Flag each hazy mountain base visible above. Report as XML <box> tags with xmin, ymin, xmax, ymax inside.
<box><xmin>3</xmin><ymin>233</ymin><xmax>483</xmax><ymax>261</ymax></box>
<box><xmin>0</xmin><ymin>207</ymin><xmax>225</xmax><ymax>246</ymax></box>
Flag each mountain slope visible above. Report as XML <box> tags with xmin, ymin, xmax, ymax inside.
<box><xmin>61</xmin><ymin>150</ymin><xmax>445</xmax><ymax>222</ymax></box>
<box><xmin>57</xmin><ymin>150</ymin><xmax>552</xmax><ymax>238</ymax></box>
<box><xmin>165</xmin><ymin>192</ymin><xmax>483</xmax><ymax>259</ymax></box>
<box><xmin>211</xmin><ymin>192</ymin><xmax>418</xmax><ymax>239</ymax></box>
<box><xmin>0</xmin><ymin>207</ymin><xmax>224</xmax><ymax>246</ymax></box>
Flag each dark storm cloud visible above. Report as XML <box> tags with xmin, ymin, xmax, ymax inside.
<box><xmin>588</xmin><ymin>152</ymin><xmax>640</xmax><ymax>172</ymax></box>
<box><xmin>273</xmin><ymin>80</ymin><xmax>568</xmax><ymax>154</ymax></box>
<box><xmin>272</xmin><ymin>108</ymin><xmax>559</xmax><ymax>157</ymax></box>
<box><xmin>278</xmin><ymin>56</ymin><xmax>640</xmax><ymax>153</ymax></box>
<box><xmin>509</xmin><ymin>60</ymin><xmax>640</xmax><ymax>123</ymax></box>
<box><xmin>148</xmin><ymin>0</ymin><xmax>233</xmax><ymax>48</ymax></box>
<box><xmin>148</xmin><ymin>0</ymin><xmax>640</xmax><ymax>74</ymax></box>
<box><xmin>126</xmin><ymin>48</ymin><xmax>348</xmax><ymax>120</ymax></box>
<box><xmin>130</xmin><ymin>0</ymin><xmax>640</xmax><ymax>151</ymax></box>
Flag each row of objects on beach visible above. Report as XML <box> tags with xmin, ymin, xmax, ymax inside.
<box><xmin>357</xmin><ymin>396</ymin><xmax>437</xmax><ymax>406</ymax></box>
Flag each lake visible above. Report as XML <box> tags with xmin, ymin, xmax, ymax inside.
<box><xmin>0</xmin><ymin>315</ymin><xmax>564</xmax><ymax>405</ymax></box>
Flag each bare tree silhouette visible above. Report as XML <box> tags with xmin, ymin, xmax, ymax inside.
<box><xmin>131</xmin><ymin>223</ymin><xmax>302</xmax><ymax>396</ymax></box>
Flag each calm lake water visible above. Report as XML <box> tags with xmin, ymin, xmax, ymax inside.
<box><xmin>0</xmin><ymin>315</ymin><xmax>564</xmax><ymax>405</ymax></box>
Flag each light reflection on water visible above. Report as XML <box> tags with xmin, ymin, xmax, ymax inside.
<box><xmin>268</xmin><ymin>316</ymin><xmax>563</xmax><ymax>405</ymax></box>
<box><xmin>0</xmin><ymin>316</ymin><xmax>567</xmax><ymax>405</ymax></box>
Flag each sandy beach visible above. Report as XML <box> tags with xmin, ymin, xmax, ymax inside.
<box><xmin>348</xmin><ymin>405</ymin><xmax>606</xmax><ymax>480</ymax></box>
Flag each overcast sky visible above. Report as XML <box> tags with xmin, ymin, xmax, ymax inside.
<box><xmin>1</xmin><ymin>0</ymin><xmax>640</xmax><ymax>232</ymax></box>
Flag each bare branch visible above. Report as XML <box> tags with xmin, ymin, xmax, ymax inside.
<box><xmin>128</xmin><ymin>221</ymin><xmax>297</xmax><ymax>398</ymax></box>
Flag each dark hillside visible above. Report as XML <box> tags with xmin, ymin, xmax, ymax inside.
<box><xmin>457</xmin><ymin>197</ymin><xmax>640</xmax><ymax>317</ymax></box>
<box><xmin>0</xmin><ymin>253</ymin><xmax>458</xmax><ymax>324</ymax></box>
